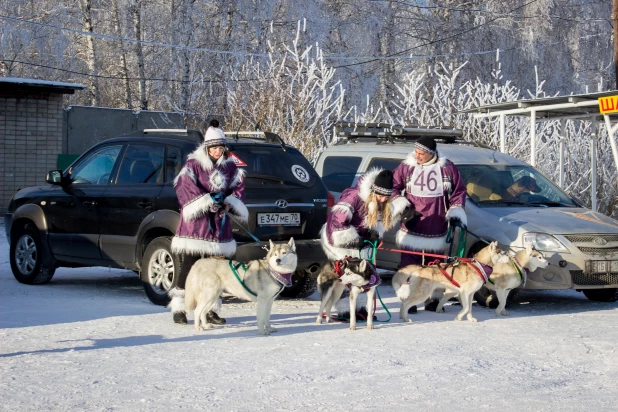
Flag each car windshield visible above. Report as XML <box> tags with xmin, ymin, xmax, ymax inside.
<box><xmin>459</xmin><ymin>164</ymin><xmax>577</xmax><ymax>207</ymax></box>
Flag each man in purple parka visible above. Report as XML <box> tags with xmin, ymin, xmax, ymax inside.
<box><xmin>391</xmin><ymin>136</ymin><xmax>467</xmax><ymax>310</ymax></box>
<box><xmin>167</xmin><ymin>120</ymin><xmax>248</xmax><ymax>325</ymax></box>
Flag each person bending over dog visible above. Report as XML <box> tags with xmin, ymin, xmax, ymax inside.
<box><xmin>391</xmin><ymin>136</ymin><xmax>467</xmax><ymax>312</ymax></box>
<box><xmin>168</xmin><ymin>120</ymin><xmax>248</xmax><ymax>325</ymax></box>
<box><xmin>320</xmin><ymin>168</ymin><xmax>395</xmax><ymax>318</ymax></box>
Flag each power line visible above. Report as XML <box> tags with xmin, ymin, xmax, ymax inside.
<box><xmin>333</xmin><ymin>0</ymin><xmax>543</xmax><ymax>69</ymax></box>
<box><xmin>2</xmin><ymin>31</ymin><xmax>604</xmax><ymax>84</ymax></box>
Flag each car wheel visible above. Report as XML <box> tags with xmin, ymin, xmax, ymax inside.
<box><xmin>141</xmin><ymin>236</ymin><xmax>180</xmax><ymax>306</ymax></box>
<box><xmin>582</xmin><ymin>288</ymin><xmax>618</xmax><ymax>303</ymax></box>
<box><xmin>279</xmin><ymin>268</ymin><xmax>317</xmax><ymax>299</ymax></box>
<box><xmin>10</xmin><ymin>224</ymin><xmax>56</xmax><ymax>285</ymax></box>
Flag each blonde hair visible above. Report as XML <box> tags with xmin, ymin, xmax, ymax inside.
<box><xmin>363</xmin><ymin>192</ymin><xmax>393</xmax><ymax>231</ymax></box>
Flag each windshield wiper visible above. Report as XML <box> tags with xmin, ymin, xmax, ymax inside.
<box><xmin>527</xmin><ymin>200</ymin><xmax>575</xmax><ymax>207</ymax></box>
<box><xmin>247</xmin><ymin>174</ymin><xmax>284</xmax><ymax>184</ymax></box>
<box><xmin>476</xmin><ymin>200</ymin><xmax>543</xmax><ymax>206</ymax></box>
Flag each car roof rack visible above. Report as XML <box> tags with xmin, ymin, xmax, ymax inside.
<box><xmin>141</xmin><ymin>129</ymin><xmax>204</xmax><ymax>143</ymax></box>
<box><xmin>333</xmin><ymin>121</ymin><xmax>465</xmax><ymax>145</ymax></box>
<box><xmin>223</xmin><ymin>130</ymin><xmax>287</xmax><ymax>151</ymax></box>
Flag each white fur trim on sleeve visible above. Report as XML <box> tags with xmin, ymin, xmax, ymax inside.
<box><xmin>331</xmin><ymin>226</ymin><xmax>360</xmax><ymax>247</ymax></box>
<box><xmin>224</xmin><ymin>195</ymin><xmax>249</xmax><ymax>223</ymax></box>
<box><xmin>331</xmin><ymin>204</ymin><xmax>353</xmax><ymax>221</ymax></box>
<box><xmin>446</xmin><ymin>206</ymin><xmax>467</xmax><ymax>226</ymax></box>
<box><xmin>391</xmin><ymin>196</ymin><xmax>410</xmax><ymax>220</ymax></box>
<box><xmin>182</xmin><ymin>193</ymin><xmax>214</xmax><ymax>222</ymax></box>
<box><xmin>230</xmin><ymin>168</ymin><xmax>246</xmax><ymax>188</ymax></box>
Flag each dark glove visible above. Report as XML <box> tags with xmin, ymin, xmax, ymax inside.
<box><xmin>355</xmin><ymin>238</ymin><xmax>368</xmax><ymax>250</ymax></box>
<box><xmin>367</xmin><ymin>230</ymin><xmax>380</xmax><ymax>242</ymax></box>
<box><xmin>449</xmin><ymin>216</ymin><xmax>461</xmax><ymax>225</ymax></box>
<box><xmin>401</xmin><ymin>206</ymin><xmax>421</xmax><ymax>222</ymax></box>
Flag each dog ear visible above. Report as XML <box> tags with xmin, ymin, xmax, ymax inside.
<box><xmin>269</xmin><ymin>239</ymin><xmax>274</xmax><ymax>250</ymax></box>
<box><xmin>288</xmin><ymin>237</ymin><xmax>296</xmax><ymax>253</ymax></box>
<box><xmin>359</xmin><ymin>259</ymin><xmax>367</xmax><ymax>273</ymax></box>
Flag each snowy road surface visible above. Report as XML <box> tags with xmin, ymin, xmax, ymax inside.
<box><xmin>1</xmin><ymin>223</ymin><xmax>617</xmax><ymax>411</ymax></box>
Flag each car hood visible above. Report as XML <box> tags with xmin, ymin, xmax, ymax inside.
<box><xmin>480</xmin><ymin>207</ymin><xmax>618</xmax><ymax>234</ymax></box>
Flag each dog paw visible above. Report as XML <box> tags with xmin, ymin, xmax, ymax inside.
<box><xmin>349</xmin><ymin>325</ymin><xmax>356</xmax><ymax>331</ymax></box>
<box><xmin>325</xmin><ymin>317</ymin><xmax>333</xmax><ymax>324</ymax></box>
<box><xmin>316</xmin><ymin>318</ymin><xmax>323</xmax><ymax>324</ymax></box>
<box><xmin>455</xmin><ymin>316</ymin><xmax>464</xmax><ymax>321</ymax></box>
<box><xmin>468</xmin><ymin>317</ymin><xmax>478</xmax><ymax>322</ymax></box>
<box><xmin>403</xmin><ymin>318</ymin><xmax>412</xmax><ymax>323</ymax></box>
<box><xmin>259</xmin><ymin>330</ymin><xmax>270</xmax><ymax>336</ymax></box>
<box><xmin>267</xmin><ymin>327</ymin><xmax>278</xmax><ymax>333</ymax></box>
<box><xmin>500</xmin><ymin>310</ymin><xmax>509</xmax><ymax>316</ymax></box>
<box><xmin>436</xmin><ymin>308</ymin><xmax>445</xmax><ymax>313</ymax></box>
<box><xmin>367</xmin><ymin>325</ymin><xmax>374</xmax><ymax>330</ymax></box>
<box><xmin>195</xmin><ymin>326</ymin><xmax>204</xmax><ymax>331</ymax></box>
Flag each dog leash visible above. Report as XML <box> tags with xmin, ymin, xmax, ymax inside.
<box><xmin>226</xmin><ymin>213</ymin><xmax>269</xmax><ymax>251</ymax></box>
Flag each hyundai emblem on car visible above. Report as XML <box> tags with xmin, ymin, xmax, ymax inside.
<box><xmin>276</xmin><ymin>199</ymin><xmax>288</xmax><ymax>209</ymax></box>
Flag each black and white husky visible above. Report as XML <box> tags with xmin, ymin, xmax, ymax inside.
<box><xmin>315</xmin><ymin>257</ymin><xmax>380</xmax><ymax>330</ymax></box>
<box><xmin>184</xmin><ymin>238</ymin><xmax>297</xmax><ymax>335</ymax></box>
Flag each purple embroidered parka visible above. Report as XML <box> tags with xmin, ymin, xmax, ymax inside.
<box><xmin>171</xmin><ymin>143</ymin><xmax>248</xmax><ymax>258</ymax></box>
<box><xmin>391</xmin><ymin>151</ymin><xmax>467</xmax><ymax>254</ymax></box>
<box><xmin>320</xmin><ymin>169</ymin><xmax>387</xmax><ymax>261</ymax></box>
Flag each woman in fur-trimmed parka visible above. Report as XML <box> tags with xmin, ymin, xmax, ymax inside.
<box><xmin>320</xmin><ymin>168</ymin><xmax>395</xmax><ymax>261</ymax></box>
<box><xmin>168</xmin><ymin>120</ymin><xmax>248</xmax><ymax>325</ymax></box>
<box><xmin>320</xmin><ymin>168</ymin><xmax>395</xmax><ymax>317</ymax></box>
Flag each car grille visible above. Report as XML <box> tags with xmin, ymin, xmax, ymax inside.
<box><xmin>577</xmin><ymin>246</ymin><xmax>618</xmax><ymax>254</ymax></box>
<box><xmin>570</xmin><ymin>270</ymin><xmax>618</xmax><ymax>286</ymax></box>
<box><xmin>564</xmin><ymin>234</ymin><xmax>618</xmax><ymax>243</ymax></box>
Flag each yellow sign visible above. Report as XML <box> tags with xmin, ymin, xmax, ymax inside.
<box><xmin>598</xmin><ymin>95</ymin><xmax>618</xmax><ymax>114</ymax></box>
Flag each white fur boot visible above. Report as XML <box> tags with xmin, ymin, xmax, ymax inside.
<box><xmin>168</xmin><ymin>288</ymin><xmax>187</xmax><ymax>324</ymax></box>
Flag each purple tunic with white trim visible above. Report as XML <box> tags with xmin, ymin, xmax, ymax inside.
<box><xmin>171</xmin><ymin>144</ymin><xmax>248</xmax><ymax>258</ymax></box>
<box><xmin>321</xmin><ymin>169</ymin><xmax>386</xmax><ymax>261</ymax></box>
<box><xmin>391</xmin><ymin>151</ymin><xmax>466</xmax><ymax>266</ymax></box>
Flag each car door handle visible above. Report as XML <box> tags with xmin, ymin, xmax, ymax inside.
<box><xmin>83</xmin><ymin>200</ymin><xmax>97</xmax><ymax>208</ymax></box>
<box><xmin>138</xmin><ymin>201</ymin><xmax>154</xmax><ymax>209</ymax></box>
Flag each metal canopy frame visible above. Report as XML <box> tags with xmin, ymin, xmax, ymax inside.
<box><xmin>459</xmin><ymin>91</ymin><xmax>618</xmax><ymax>211</ymax></box>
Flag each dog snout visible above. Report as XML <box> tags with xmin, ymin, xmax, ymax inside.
<box><xmin>276</xmin><ymin>258</ymin><xmax>281</xmax><ymax>264</ymax></box>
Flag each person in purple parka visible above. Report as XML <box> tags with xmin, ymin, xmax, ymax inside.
<box><xmin>167</xmin><ymin>120</ymin><xmax>248</xmax><ymax>325</ymax></box>
<box><xmin>320</xmin><ymin>168</ymin><xmax>396</xmax><ymax>317</ymax></box>
<box><xmin>391</xmin><ymin>136</ymin><xmax>467</xmax><ymax>311</ymax></box>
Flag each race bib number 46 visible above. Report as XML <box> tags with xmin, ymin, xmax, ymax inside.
<box><xmin>408</xmin><ymin>163</ymin><xmax>444</xmax><ymax>197</ymax></box>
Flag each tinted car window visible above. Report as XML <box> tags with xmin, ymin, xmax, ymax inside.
<box><xmin>165</xmin><ymin>145</ymin><xmax>183</xmax><ymax>183</ymax></box>
<box><xmin>321</xmin><ymin>156</ymin><xmax>362</xmax><ymax>192</ymax></box>
<box><xmin>367</xmin><ymin>157</ymin><xmax>403</xmax><ymax>171</ymax></box>
<box><xmin>116</xmin><ymin>144</ymin><xmax>164</xmax><ymax>184</ymax></box>
<box><xmin>229</xmin><ymin>146</ymin><xmax>318</xmax><ymax>188</ymax></box>
<box><xmin>70</xmin><ymin>145</ymin><xmax>123</xmax><ymax>185</ymax></box>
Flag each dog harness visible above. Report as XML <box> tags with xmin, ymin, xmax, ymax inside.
<box><xmin>511</xmin><ymin>256</ymin><xmax>528</xmax><ymax>287</ymax></box>
<box><xmin>333</xmin><ymin>256</ymin><xmax>381</xmax><ymax>290</ymax></box>
<box><xmin>426</xmin><ymin>258</ymin><xmax>489</xmax><ymax>287</ymax></box>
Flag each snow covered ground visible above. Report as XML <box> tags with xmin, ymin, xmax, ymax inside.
<box><xmin>1</xmin><ymin>222</ymin><xmax>618</xmax><ymax>411</ymax></box>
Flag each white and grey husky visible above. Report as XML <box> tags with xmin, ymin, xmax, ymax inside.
<box><xmin>184</xmin><ymin>238</ymin><xmax>297</xmax><ymax>335</ymax></box>
<box><xmin>315</xmin><ymin>257</ymin><xmax>380</xmax><ymax>330</ymax></box>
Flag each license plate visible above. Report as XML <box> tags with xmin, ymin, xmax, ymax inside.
<box><xmin>257</xmin><ymin>213</ymin><xmax>301</xmax><ymax>226</ymax></box>
<box><xmin>586</xmin><ymin>260</ymin><xmax>618</xmax><ymax>274</ymax></box>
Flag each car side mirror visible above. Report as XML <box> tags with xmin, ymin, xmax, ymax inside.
<box><xmin>46</xmin><ymin>170</ymin><xmax>64</xmax><ymax>185</ymax></box>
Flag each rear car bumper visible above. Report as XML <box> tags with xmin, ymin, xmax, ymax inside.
<box><xmin>235</xmin><ymin>239</ymin><xmax>326</xmax><ymax>270</ymax></box>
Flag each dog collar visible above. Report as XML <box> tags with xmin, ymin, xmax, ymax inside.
<box><xmin>268</xmin><ymin>267</ymin><xmax>293</xmax><ymax>287</ymax></box>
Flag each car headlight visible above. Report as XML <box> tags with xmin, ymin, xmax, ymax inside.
<box><xmin>522</xmin><ymin>232</ymin><xmax>569</xmax><ymax>253</ymax></box>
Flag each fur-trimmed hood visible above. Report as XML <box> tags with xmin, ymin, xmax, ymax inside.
<box><xmin>188</xmin><ymin>143</ymin><xmax>233</xmax><ymax>171</ymax></box>
<box><xmin>403</xmin><ymin>150</ymin><xmax>447</xmax><ymax>168</ymax></box>
<box><xmin>357</xmin><ymin>167</ymin><xmax>384</xmax><ymax>202</ymax></box>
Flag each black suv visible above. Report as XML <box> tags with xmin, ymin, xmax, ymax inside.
<box><xmin>4</xmin><ymin>129</ymin><xmax>329</xmax><ymax>305</ymax></box>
